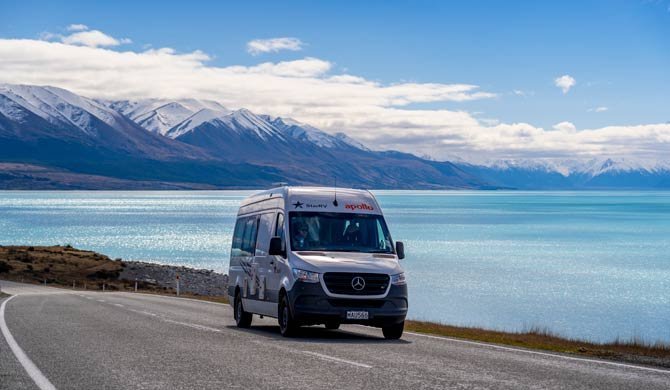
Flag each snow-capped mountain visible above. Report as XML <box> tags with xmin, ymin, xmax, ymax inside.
<box><xmin>458</xmin><ymin>157</ymin><xmax>670</xmax><ymax>189</ymax></box>
<box><xmin>0</xmin><ymin>84</ymin><xmax>482</xmax><ymax>189</ymax></box>
<box><xmin>1</xmin><ymin>84</ymin><xmax>123</xmax><ymax>134</ymax></box>
<box><xmin>168</xmin><ymin>108</ymin><xmax>284</xmax><ymax>140</ymax></box>
<box><xmin>2</xmin><ymin>84</ymin><xmax>667</xmax><ymax>190</ymax></box>
<box><xmin>482</xmin><ymin>157</ymin><xmax>670</xmax><ymax>177</ymax></box>
<box><xmin>0</xmin><ymin>84</ymin><xmax>205</xmax><ymax>160</ymax></box>
<box><xmin>103</xmin><ymin>98</ymin><xmax>228</xmax><ymax>135</ymax></box>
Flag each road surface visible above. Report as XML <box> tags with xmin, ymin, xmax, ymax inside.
<box><xmin>0</xmin><ymin>280</ymin><xmax>668</xmax><ymax>389</ymax></box>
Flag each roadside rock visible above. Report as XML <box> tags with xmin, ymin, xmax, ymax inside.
<box><xmin>120</xmin><ymin>261</ymin><xmax>228</xmax><ymax>297</ymax></box>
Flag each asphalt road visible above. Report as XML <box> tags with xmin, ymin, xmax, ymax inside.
<box><xmin>1</xmin><ymin>280</ymin><xmax>668</xmax><ymax>390</ymax></box>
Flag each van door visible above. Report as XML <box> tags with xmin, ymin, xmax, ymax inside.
<box><xmin>264</xmin><ymin>212</ymin><xmax>286</xmax><ymax>304</ymax></box>
<box><xmin>231</xmin><ymin>215</ymin><xmax>258</xmax><ymax>299</ymax></box>
<box><xmin>253</xmin><ymin>213</ymin><xmax>274</xmax><ymax>301</ymax></box>
<box><xmin>243</xmin><ymin>212</ymin><xmax>277</xmax><ymax>316</ymax></box>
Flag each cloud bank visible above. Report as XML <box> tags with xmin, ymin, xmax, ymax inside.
<box><xmin>0</xmin><ymin>31</ymin><xmax>667</xmax><ymax>162</ymax></box>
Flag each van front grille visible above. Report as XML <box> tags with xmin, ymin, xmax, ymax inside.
<box><xmin>328</xmin><ymin>299</ymin><xmax>385</xmax><ymax>308</ymax></box>
<box><xmin>323</xmin><ymin>272</ymin><xmax>389</xmax><ymax>295</ymax></box>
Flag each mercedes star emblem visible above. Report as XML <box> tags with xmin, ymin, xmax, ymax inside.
<box><xmin>351</xmin><ymin>276</ymin><xmax>366</xmax><ymax>291</ymax></box>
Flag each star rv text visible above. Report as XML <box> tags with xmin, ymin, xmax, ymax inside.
<box><xmin>228</xmin><ymin>186</ymin><xmax>408</xmax><ymax>339</ymax></box>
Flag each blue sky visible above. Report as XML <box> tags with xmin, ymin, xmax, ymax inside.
<box><xmin>1</xmin><ymin>0</ymin><xmax>669</xmax><ymax>161</ymax></box>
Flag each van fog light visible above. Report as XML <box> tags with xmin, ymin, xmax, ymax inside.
<box><xmin>293</xmin><ymin>268</ymin><xmax>320</xmax><ymax>283</ymax></box>
<box><xmin>391</xmin><ymin>273</ymin><xmax>406</xmax><ymax>285</ymax></box>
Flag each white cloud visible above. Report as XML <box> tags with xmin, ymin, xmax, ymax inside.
<box><xmin>40</xmin><ymin>26</ymin><xmax>131</xmax><ymax>48</ymax></box>
<box><xmin>61</xmin><ymin>30</ymin><xmax>131</xmax><ymax>47</ymax></box>
<box><xmin>247</xmin><ymin>37</ymin><xmax>304</xmax><ymax>55</ymax></box>
<box><xmin>66</xmin><ymin>24</ymin><xmax>88</xmax><ymax>32</ymax></box>
<box><xmin>554</xmin><ymin>75</ymin><xmax>576</xmax><ymax>94</ymax></box>
<box><xmin>0</xmin><ymin>32</ymin><xmax>667</xmax><ymax>163</ymax></box>
<box><xmin>588</xmin><ymin>106</ymin><xmax>609</xmax><ymax>113</ymax></box>
<box><xmin>553</xmin><ymin>121</ymin><xmax>577</xmax><ymax>133</ymax></box>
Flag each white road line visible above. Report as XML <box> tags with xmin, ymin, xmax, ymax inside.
<box><xmin>126</xmin><ymin>308</ymin><xmax>222</xmax><ymax>333</ymax></box>
<box><xmin>123</xmin><ymin>292</ymin><xmax>231</xmax><ymax>308</ymax></box>
<box><xmin>128</xmin><ymin>309</ymin><xmax>158</xmax><ymax>317</ymax></box>
<box><xmin>96</xmin><ymin>300</ymin><xmax>106</xmax><ymax>303</ymax></box>
<box><xmin>113</xmin><ymin>303</ymin><xmax>124</xmax><ymax>308</ymax></box>
<box><xmin>301</xmin><ymin>351</ymin><xmax>372</xmax><ymax>369</ymax></box>
<box><xmin>162</xmin><ymin>318</ymin><xmax>222</xmax><ymax>333</ymax></box>
<box><xmin>0</xmin><ymin>295</ymin><xmax>57</xmax><ymax>390</ymax></box>
<box><xmin>404</xmin><ymin>331</ymin><xmax>670</xmax><ymax>375</ymax></box>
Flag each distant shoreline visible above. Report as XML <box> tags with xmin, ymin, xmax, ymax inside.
<box><xmin>1</xmin><ymin>245</ymin><xmax>668</xmax><ymax>369</ymax></box>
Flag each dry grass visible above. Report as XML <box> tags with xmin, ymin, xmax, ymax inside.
<box><xmin>0</xmin><ymin>245</ymin><xmax>229</xmax><ymax>303</ymax></box>
<box><xmin>406</xmin><ymin>320</ymin><xmax>670</xmax><ymax>368</ymax></box>
<box><xmin>0</xmin><ymin>245</ymin><xmax>227</xmax><ymax>300</ymax></box>
<box><xmin>0</xmin><ymin>245</ymin><xmax>124</xmax><ymax>289</ymax></box>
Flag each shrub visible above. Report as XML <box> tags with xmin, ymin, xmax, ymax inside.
<box><xmin>87</xmin><ymin>269</ymin><xmax>120</xmax><ymax>280</ymax></box>
<box><xmin>0</xmin><ymin>261</ymin><xmax>13</xmax><ymax>273</ymax></box>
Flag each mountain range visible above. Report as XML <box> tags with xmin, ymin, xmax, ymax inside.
<box><xmin>0</xmin><ymin>84</ymin><xmax>668</xmax><ymax>190</ymax></box>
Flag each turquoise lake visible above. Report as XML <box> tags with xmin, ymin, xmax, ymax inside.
<box><xmin>1</xmin><ymin>190</ymin><xmax>669</xmax><ymax>343</ymax></box>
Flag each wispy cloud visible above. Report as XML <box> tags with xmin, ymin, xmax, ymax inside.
<box><xmin>40</xmin><ymin>25</ymin><xmax>131</xmax><ymax>48</ymax></box>
<box><xmin>61</xmin><ymin>30</ymin><xmax>131</xmax><ymax>47</ymax></box>
<box><xmin>512</xmin><ymin>89</ymin><xmax>534</xmax><ymax>97</ymax></box>
<box><xmin>66</xmin><ymin>24</ymin><xmax>88</xmax><ymax>32</ymax></box>
<box><xmin>1</xmin><ymin>27</ymin><xmax>667</xmax><ymax>162</ymax></box>
<box><xmin>588</xmin><ymin>106</ymin><xmax>609</xmax><ymax>113</ymax></box>
<box><xmin>554</xmin><ymin>75</ymin><xmax>576</xmax><ymax>94</ymax></box>
<box><xmin>247</xmin><ymin>37</ymin><xmax>304</xmax><ymax>55</ymax></box>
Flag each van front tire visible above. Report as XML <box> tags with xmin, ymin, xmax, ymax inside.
<box><xmin>382</xmin><ymin>321</ymin><xmax>404</xmax><ymax>340</ymax></box>
<box><xmin>278</xmin><ymin>294</ymin><xmax>298</xmax><ymax>337</ymax></box>
<box><xmin>234</xmin><ymin>292</ymin><xmax>252</xmax><ymax>328</ymax></box>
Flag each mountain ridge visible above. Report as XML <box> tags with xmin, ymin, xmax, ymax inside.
<box><xmin>1</xmin><ymin>84</ymin><xmax>668</xmax><ymax>190</ymax></box>
<box><xmin>0</xmin><ymin>84</ymin><xmax>486</xmax><ymax>189</ymax></box>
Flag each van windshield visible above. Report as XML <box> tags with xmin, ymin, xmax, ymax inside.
<box><xmin>289</xmin><ymin>212</ymin><xmax>394</xmax><ymax>254</ymax></box>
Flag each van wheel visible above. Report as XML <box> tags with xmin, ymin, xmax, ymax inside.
<box><xmin>382</xmin><ymin>321</ymin><xmax>404</xmax><ymax>340</ymax></box>
<box><xmin>278</xmin><ymin>294</ymin><xmax>297</xmax><ymax>337</ymax></box>
<box><xmin>325</xmin><ymin>321</ymin><xmax>340</xmax><ymax>330</ymax></box>
<box><xmin>234</xmin><ymin>292</ymin><xmax>252</xmax><ymax>328</ymax></box>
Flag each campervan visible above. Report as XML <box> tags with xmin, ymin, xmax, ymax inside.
<box><xmin>228</xmin><ymin>187</ymin><xmax>407</xmax><ymax>339</ymax></box>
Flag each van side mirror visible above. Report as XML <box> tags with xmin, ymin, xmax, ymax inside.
<box><xmin>395</xmin><ymin>241</ymin><xmax>405</xmax><ymax>260</ymax></box>
<box><xmin>269</xmin><ymin>236</ymin><xmax>285</xmax><ymax>257</ymax></box>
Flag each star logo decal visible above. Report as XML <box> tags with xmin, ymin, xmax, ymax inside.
<box><xmin>292</xmin><ymin>201</ymin><xmax>304</xmax><ymax>209</ymax></box>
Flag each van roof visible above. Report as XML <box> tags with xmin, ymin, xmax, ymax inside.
<box><xmin>239</xmin><ymin>186</ymin><xmax>382</xmax><ymax>215</ymax></box>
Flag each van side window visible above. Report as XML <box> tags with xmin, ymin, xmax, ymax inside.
<box><xmin>231</xmin><ymin>217</ymin><xmax>245</xmax><ymax>257</ymax></box>
<box><xmin>275</xmin><ymin>213</ymin><xmax>285</xmax><ymax>241</ymax></box>
<box><xmin>255</xmin><ymin>213</ymin><xmax>275</xmax><ymax>256</ymax></box>
<box><xmin>241</xmin><ymin>216</ymin><xmax>259</xmax><ymax>256</ymax></box>
<box><xmin>275</xmin><ymin>213</ymin><xmax>286</xmax><ymax>255</ymax></box>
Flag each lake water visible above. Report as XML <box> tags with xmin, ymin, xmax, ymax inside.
<box><xmin>1</xmin><ymin>190</ymin><xmax>669</xmax><ymax>343</ymax></box>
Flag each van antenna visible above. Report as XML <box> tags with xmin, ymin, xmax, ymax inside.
<box><xmin>333</xmin><ymin>177</ymin><xmax>338</xmax><ymax>207</ymax></box>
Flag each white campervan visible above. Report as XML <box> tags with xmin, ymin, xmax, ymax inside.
<box><xmin>228</xmin><ymin>186</ymin><xmax>408</xmax><ymax>339</ymax></box>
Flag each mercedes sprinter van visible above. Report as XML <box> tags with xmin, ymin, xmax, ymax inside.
<box><xmin>228</xmin><ymin>186</ymin><xmax>408</xmax><ymax>339</ymax></box>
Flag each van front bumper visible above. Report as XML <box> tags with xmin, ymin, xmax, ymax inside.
<box><xmin>288</xmin><ymin>282</ymin><xmax>408</xmax><ymax>327</ymax></box>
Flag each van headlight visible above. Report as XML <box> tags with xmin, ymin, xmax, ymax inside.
<box><xmin>390</xmin><ymin>273</ymin><xmax>406</xmax><ymax>285</ymax></box>
<box><xmin>292</xmin><ymin>268</ymin><xmax>320</xmax><ymax>283</ymax></box>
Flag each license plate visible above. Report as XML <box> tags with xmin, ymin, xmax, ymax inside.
<box><xmin>346</xmin><ymin>311</ymin><xmax>369</xmax><ymax>320</ymax></box>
